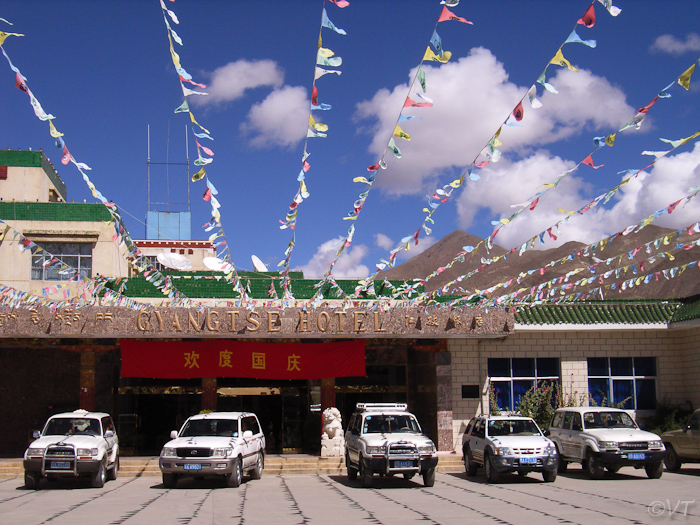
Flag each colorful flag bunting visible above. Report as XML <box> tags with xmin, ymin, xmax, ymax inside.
<box><xmin>437</xmin><ymin>6</ymin><xmax>472</xmax><ymax>24</ymax></box>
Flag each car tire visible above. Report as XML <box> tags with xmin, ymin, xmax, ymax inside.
<box><xmin>359</xmin><ymin>456</ymin><xmax>373</xmax><ymax>488</ymax></box>
<box><xmin>423</xmin><ymin>468</ymin><xmax>436</xmax><ymax>487</ymax></box>
<box><xmin>91</xmin><ymin>459</ymin><xmax>106</xmax><ymax>488</ymax></box>
<box><xmin>227</xmin><ymin>457</ymin><xmax>243</xmax><ymax>488</ymax></box>
<box><xmin>645</xmin><ymin>461</ymin><xmax>663</xmax><ymax>479</ymax></box>
<box><xmin>24</xmin><ymin>471</ymin><xmax>40</xmax><ymax>490</ymax></box>
<box><xmin>664</xmin><ymin>445</ymin><xmax>683</xmax><ymax>472</ymax></box>
<box><xmin>585</xmin><ymin>451</ymin><xmax>604</xmax><ymax>480</ymax></box>
<box><xmin>484</xmin><ymin>453</ymin><xmax>500</xmax><ymax>483</ymax></box>
<box><xmin>555</xmin><ymin>445</ymin><xmax>567</xmax><ymax>473</ymax></box>
<box><xmin>107</xmin><ymin>455</ymin><xmax>119</xmax><ymax>481</ymax></box>
<box><xmin>346</xmin><ymin>452</ymin><xmax>358</xmax><ymax>480</ymax></box>
<box><xmin>464</xmin><ymin>447</ymin><xmax>478</xmax><ymax>477</ymax></box>
<box><xmin>542</xmin><ymin>469</ymin><xmax>557</xmax><ymax>483</ymax></box>
<box><xmin>250</xmin><ymin>452</ymin><xmax>263</xmax><ymax>480</ymax></box>
<box><xmin>162</xmin><ymin>473</ymin><xmax>178</xmax><ymax>488</ymax></box>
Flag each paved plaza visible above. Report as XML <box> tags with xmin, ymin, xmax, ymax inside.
<box><xmin>1</xmin><ymin>466</ymin><xmax>699</xmax><ymax>524</ymax></box>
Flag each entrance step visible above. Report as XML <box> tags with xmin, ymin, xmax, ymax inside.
<box><xmin>0</xmin><ymin>452</ymin><xmax>463</xmax><ymax>478</ymax></box>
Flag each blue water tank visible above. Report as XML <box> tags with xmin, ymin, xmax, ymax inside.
<box><xmin>146</xmin><ymin>211</ymin><xmax>192</xmax><ymax>240</ymax></box>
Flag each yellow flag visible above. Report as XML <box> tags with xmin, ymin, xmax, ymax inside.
<box><xmin>169</xmin><ymin>43</ymin><xmax>181</xmax><ymax>69</ymax></box>
<box><xmin>189</xmin><ymin>112</ymin><xmax>210</xmax><ymax>134</ymax></box>
<box><xmin>0</xmin><ymin>32</ymin><xmax>24</xmax><ymax>45</ymax></box>
<box><xmin>681</xmin><ymin>130</ymin><xmax>700</xmax><ymax>145</ymax></box>
<box><xmin>605</xmin><ymin>133</ymin><xmax>616</xmax><ymax>147</ymax></box>
<box><xmin>0</xmin><ymin>225</ymin><xmax>10</xmax><ymax>242</ymax></box>
<box><xmin>393</xmin><ymin>125</ymin><xmax>411</xmax><ymax>141</ymax></box>
<box><xmin>678</xmin><ymin>63</ymin><xmax>695</xmax><ymax>90</ymax></box>
<box><xmin>550</xmin><ymin>49</ymin><xmax>578</xmax><ymax>72</ymax></box>
<box><xmin>423</xmin><ymin>46</ymin><xmax>451</xmax><ymax>63</ymax></box>
<box><xmin>309</xmin><ymin>115</ymin><xmax>328</xmax><ymax>132</ymax></box>
<box><xmin>49</xmin><ymin>120</ymin><xmax>64</xmax><ymax>138</ymax></box>
<box><xmin>192</xmin><ymin>167</ymin><xmax>206</xmax><ymax>182</ymax></box>
<box><xmin>318</xmin><ymin>47</ymin><xmax>335</xmax><ymax>58</ymax></box>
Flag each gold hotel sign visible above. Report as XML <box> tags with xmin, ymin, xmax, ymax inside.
<box><xmin>0</xmin><ymin>305</ymin><xmax>513</xmax><ymax>339</ymax></box>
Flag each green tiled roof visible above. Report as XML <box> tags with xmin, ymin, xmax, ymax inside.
<box><xmin>670</xmin><ymin>294</ymin><xmax>700</xmax><ymax>323</ymax></box>
<box><xmin>0</xmin><ymin>150</ymin><xmax>67</xmax><ymax>200</ymax></box>
<box><xmin>0</xmin><ymin>202</ymin><xmax>111</xmax><ymax>222</ymax></box>
<box><xmin>105</xmin><ymin>273</ymin><xmax>424</xmax><ymax>300</ymax></box>
<box><xmin>515</xmin><ymin>301</ymin><xmax>679</xmax><ymax>326</ymax></box>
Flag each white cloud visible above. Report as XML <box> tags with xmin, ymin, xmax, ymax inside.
<box><xmin>240</xmin><ymin>86</ymin><xmax>310</xmax><ymax>148</ymax></box>
<box><xmin>354</xmin><ymin>47</ymin><xmax>635</xmax><ymax>196</ymax></box>
<box><xmin>193</xmin><ymin>60</ymin><xmax>284</xmax><ymax>105</ymax></box>
<box><xmin>294</xmin><ymin>237</ymin><xmax>370</xmax><ymax>279</ymax></box>
<box><xmin>650</xmin><ymin>33</ymin><xmax>700</xmax><ymax>55</ymax></box>
<box><xmin>374</xmin><ymin>233</ymin><xmax>394</xmax><ymax>250</ymax></box>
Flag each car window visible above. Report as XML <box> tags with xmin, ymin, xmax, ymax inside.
<box><xmin>44</xmin><ymin>417</ymin><xmax>100</xmax><ymax>436</ymax></box>
<box><xmin>470</xmin><ymin>420</ymin><xmax>479</xmax><ymax>436</ymax></box>
<box><xmin>101</xmin><ymin>416</ymin><xmax>115</xmax><ymax>435</ymax></box>
<box><xmin>688</xmin><ymin>413</ymin><xmax>700</xmax><ymax>431</ymax></box>
<box><xmin>571</xmin><ymin>413</ymin><xmax>583</xmax><ymax>431</ymax></box>
<box><xmin>180</xmin><ymin>418</ymin><xmax>239</xmax><ymax>437</ymax></box>
<box><xmin>585</xmin><ymin>411</ymin><xmax>636</xmax><ymax>429</ymax></box>
<box><xmin>488</xmin><ymin>419</ymin><xmax>541</xmax><ymax>437</ymax></box>
<box><xmin>551</xmin><ymin>412</ymin><xmax>564</xmax><ymax>429</ymax></box>
<box><xmin>562</xmin><ymin>412</ymin><xmax>574</xmax><ymax>430</ymax></box>
<box><xmin>476</xmin><ymin>421</ymin><xmax>486</xmax><ymax>439</ymax></box>
<box><xmin>244</xmin><ymin>416</ymin><xmax>261</xmax><ymax>435</ymax></box>
<box><xmin>362</xmin><ymin>414</ymin><xmax>420</xmax><ymax>434</ymax></box>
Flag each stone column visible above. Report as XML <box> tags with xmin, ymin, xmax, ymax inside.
<box><xmin>79</xmin><ymin>346</ymin><xmax>96</xmax><ymax>412</ymax></box>
<box><xmin>436</xmin><ymin>351</ymin><xmax>453</xmax><ymax>452</ymax></box>
<box><xmin>202</xmin><ymin>377</ymin><xmax>217</xmax><ymax>412</ymax></box>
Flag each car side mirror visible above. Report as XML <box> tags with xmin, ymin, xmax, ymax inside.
<box><xmin>104</xmin><ymin>430</ymin><xmax>114</xmax><ymax>438</ymax></box>
<box><xmin>543</xmin><ymin>430</ymin><xmax>550</xmax><ymax>437</ymax></box>
<box><xmin>32</xmin><ymin>430</ymin><xmax>41</xmax><ymax>439</ymax></box>
<box><xmin>170</xmin><ymin>430</ymin><xmax>178</xmax><ymax>439</ymax></box>
<box><xmin>243</xmin><ymin>430</ymin><xmax>253</xmax><ymax>439</ymax></box>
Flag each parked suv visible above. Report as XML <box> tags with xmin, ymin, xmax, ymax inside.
<box><xmin>661</xmin><ymin>409</ymin><xmax>700</xmax><ymax>471</ymax></box>
<box><xmin>159</xmin><ymin>412</ymin><xmax>265</xmax><ymax>488</ymax></box>
<box><xmin>345</xmin><ymin>403</ymin><xmax>438</xmax><ymax>487</ymax></box>
<box><xmin>547</xmin><ymin>407</ymin><xmax>665</xmax><ymax>479</ymax></box>
<box><xmin>462</xmin><ymin>414</ymin><xmax>558</xmax><ymax>483</ymax></box>
<box><xmin>23</xmin><ymin>409</ymin><xmax>119</xmax><ymax>489</ymax></box>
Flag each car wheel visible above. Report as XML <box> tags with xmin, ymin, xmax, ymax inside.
<box><xmin>359</xmin><ymin>456</ymin><xmax>373</xmax><ymax>488</ymax></box>
<box><xmin>585</xmin><ymin>451</ymin><xmax>604</xmax><ymax>480</ymax></box>
<box><xmin>664</xmin><ymin>445</ymin><xmax>683</xmax><ymax>472</ymax></box>
<box><xmin>464</xmin><ymin>447</ymin><xmax>477</xmax><ymax>477</ymax></box>
<box><xmin>250</xmin><ymin>452</ymin><xmax>263</xmax><ymax>480</ymax></box>
<box><xmin>423</xmin><ymin>468</ymin><xmax>436</xmax><ymax>487</ymax></box>
<box><xmin>403</xmin><ymin>472</ymin><xmax>415</xmax><ymax>480</ymax></box>
<box><xmin>107</xmin><ymin>455</ymin><xmax>119</xmax><ymax>481</ymax></box>
<box><xmin>484</xmin><ymin>453</ymin><xmax>500</xmax><ymax>483</ymax></box>
<box><xmin>226</xmin><ymin>457</ymin><xmax>243</xmax><ymax>488</ymax></box>
<box><xmin>91</xmin><ymin>459</ymin><xmax>106</xmax><ymax>488</ymax></box>
<box><xmin>24</xmin><ymin>471</ymin><xmax>40</xmax><ymax>490</ymax></box>
<box><xmin>346</xmin><ymin>452</ymin><xmax>358</xmax><ymax>480</ymax></box>
<box><xmin>542</xmin><ymin>469</ymin><xmax>557</xmax><ymax>483</ymax></box>
<box><xmin>555</xmin><ymin>445</ymin><xmax>567</xmax><ymax>473</ymax></box>
<box><xmin>162</xmin><ymin>473</ymin><xmax>178</xmax><ymax>488</ymax></box>
<box><xmin>645</xmin><ymin>461</ymin><xmax>663</xmax><ymax>479</ymax></box>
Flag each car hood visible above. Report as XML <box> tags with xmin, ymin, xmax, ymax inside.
<box><xmin>489</xmin><ymin>435</ymin><xmax>553</xmax><ymax>448</ymax></box>
<box><xmin>362</xmin><ymin>433</ymin><xmax>434</xmax><ymax>448</ymax></box>
<box><xmin>660</xmin><ymin>429</ymin><xmax>685</xmax><ymax>439</ymax></box>
<box><xmin>583</xmin><ymin>428</ymin><xmax>661</xmax><ymax>441</ymax></box>
<box><xmin>162</xmin><ymin>436</ymin><xmax>242</xmax><ymax>450</ymax></box>
<box><xmin>27</xmin><ymin>434</ymin><xmax>104</xmax><ymax>450</ymax></box>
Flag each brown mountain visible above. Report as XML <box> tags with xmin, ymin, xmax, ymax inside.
<box><xmin>379</xmin><ymin>225</ymin><xmax>700</xmax><ymax>301</ymax></box>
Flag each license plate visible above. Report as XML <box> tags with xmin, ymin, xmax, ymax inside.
<box><xmin>521</xmin><ymin>457</ymin><xmax>537</xmax><ymax>464</ymax></box>
<box><xmin>184</xmin><ymin>463</ymin><xmax>202</xmax><ymax>470</ymax></box>
<box><xmin>394</xmin><ymin>461</ymin><xmax>413</xmax><ymax>468</ymax></box>
<box><xmin>51</xmin><ymin>461</ymin><xmax>70</xmax><ymax>469</ymax></box>
<box><xmin>628</xmin><ymin>453</ymin><xmax>645</xmax><ymax>460</ymax></box>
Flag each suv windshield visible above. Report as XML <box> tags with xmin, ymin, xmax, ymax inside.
<box><xmin>180</xmin><ymin>419</ymin><xmax>239</xmax><ymax>437</ymax></box>
<box><xmin>487</xmin><ymin>419</ymin><xmax>541</xmax><ymax>437</ymax></box>
<box><xmin>44</xmin><ymin>418</ymin><xmax>101</xmax><ymax>436</ymax></box>
<box><xmin>362</xmin><ymin>414</ymin><xmax>420</xmax><ymax>434</ymax></box>
<box><xmin>583</xmin><ymin>411</ymin><xmax>637</xmax><ymax>430</ymax></box>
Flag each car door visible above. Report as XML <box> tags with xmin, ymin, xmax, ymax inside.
<box><xmin>559</xmin><ymin>412</ymin><xmax>575</xmax><ymax>459</ymax></box>
<box><xmin>471</xmin><ymin>420</ymin><xmax>486</xmax><ymax>464</ymax></box>
<box><xmin>569</xmin><ymin>412</ymin><xmax>584</xmax><ymax>460</ymax></box>
<box><xmin>241</xmin><ymin>416</ymin><xmax>262</xmax><ymax>469</ymax></box>
<box><xmin>676</xmin><ymin>412</ymin><xmax>700</xmax><ymax>458</ymax></box>
<box><xmin>345</xmin><ymin>414</ymin><xmax>360</xmax><ymax>464</ymax></box>
<box><xmin>101</xmin><ymin>416</ymin><xmax>117</xmax><ymax>461</ymax></box>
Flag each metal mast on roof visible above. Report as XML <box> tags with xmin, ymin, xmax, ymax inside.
<box><xmin>147</xmin><ymin>125</ymin><xmax>190</xmax><ymax>212</ymax></box>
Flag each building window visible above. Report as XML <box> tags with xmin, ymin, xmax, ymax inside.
<box><xmin>587</xmin><ymin>357</ymin><xmax>657</xmax><ymax>410</ymax></box>
<box><xmin>488</xmin><ymin>358</ymin><xmax>560</xmax><ymax>411</ymax></box>
<box><xmin>31</xmin><ymin>242</ymin><xmax>93</xmax><ymax>281</ymax></box>
<box><xmin>0</xmin><ymin>165</ymin><xmax>7</xmax><ymax>180</ymax></box>
<box><xmin>142</xmin><ymin>255</ymin><xmax>165</xmax><ymax>272</ymax></box>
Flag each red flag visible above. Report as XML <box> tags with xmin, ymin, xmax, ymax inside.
<box><xmin>311</xmin><ymin>85</ymin><xmax>319</xmax><ymax>106</ymax></box>
<box><xmin>638</xmin><ymin>96</ymin><xmax>659</xmax><ymax>114</ymax></box>
<box><xmin>329</xmin><ymin>0</ymin><xmax>349</xmax><ymax>7</ymax></box>
<box><xmin>202</xmin><ymin>188</ymin><xmax>212</xmax><ymax>201</ymax></box>
<box><xmin>529</xmin><ymin>197</ymin><xmax>539</xmax><ymax>211</ymax></box>
<box><xmin>14</xmin><ymin>72</ymin><xmax>28</xmax><ymax>93</ymax></box>
<box><xmin>413</xmin><ymin>229</ymin><xmax>420</xmax><ymax>245</ymax></box>
<box><xmin>577</xmin><ymin>4</ymin><xmax>595</xmax><ymax>27</ymax></box>
<box><xmin>61</xmin><ymin>146</ymin><xmax>71</xmax><ymax>165</ymax></box>
<box><xmin>512</xmin><ymin>101</ymin><xmax>524</xmax><ymax>121</ymax></box>
<box><xmin>367</xmin><ymin>164</ymin><xmax>380</xmax><ymax>171</ymax></box>
<box><xmin>581</xmin><ymin>155</ymin><xmax>603</xmax><ymax>169</ymax></box>
<box><xmin>438</xmin><ymin>6</ymin><xmax>472</xmax><ymax>24</ymax></box>
<box><xmin>403</xmin><ymin>96</ymin><xmax>433</xmax><ymax>108</ymax></box>
<box><xmin>547</xmin><ymin>228</ymin><xmax>557</xmax><ymax>241</ymax></box>
<box><xmin>667</xmin><ymin>199</ymin><xmax>681</xmax><ymax>213</ymax></box>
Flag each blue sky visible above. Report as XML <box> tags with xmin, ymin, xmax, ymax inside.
<box><xmin>1</xmin><ymin>0</ymin><xmax>699</xmax><ymax>279</ymax></box>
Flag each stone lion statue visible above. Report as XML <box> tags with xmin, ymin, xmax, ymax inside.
<box><xmin>321</xmin><ymin>407</ymin><xmax>344</xmax><ymax>440</ymax></box>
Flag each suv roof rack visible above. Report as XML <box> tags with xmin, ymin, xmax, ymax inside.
<box><xmin>356</xmin><ymin>403</ymin><xmax>408</xmax><ymax>411</ymax></box>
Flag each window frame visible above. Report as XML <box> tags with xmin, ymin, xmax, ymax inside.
<box><xmin>30</xmin><ymin>241</ymin><xmax>94</xmax><ymax>281</ymax></box>
<box><xmin>586</xmin><ymin>357</ymin><xmax>657</xmax><ymax>410</ymax></box>
<box><xmin>488</xmin><ymin>357</ymin><xmax>560</xmax><ymax>412</ymax></box>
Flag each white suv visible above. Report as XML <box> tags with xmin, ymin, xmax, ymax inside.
<box><xmin>462</xmin><ymin>414</ymin><xmax>558</xmax><ymax>483</ymax></box>
<box><xmin>547</xmin><ymin>407</ymin><xmax>665</xmax><ymax>479</ymax></box>
<box><xmin>23</xmin><ymin>409</ymin><xmax>119</xmax><ymax>489</ymax></box>
<box><xmin>345</xmin><ymin>403</ymin><xmax>438</xmax><ymax>487</ymax></box>
<box><xmin>159</xmin><ymin>412</ymin><xmax>265</xmax><ymax>488</ymax></box>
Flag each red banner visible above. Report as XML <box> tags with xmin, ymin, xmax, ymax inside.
<box><xmin>119</xmin><ymin>339</ymin><xmax>366</xmax><ymax>380</ymax></box>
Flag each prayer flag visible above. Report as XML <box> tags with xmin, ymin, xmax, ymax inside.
<box><xmin>438</xmin><ymin>6</ymin><xmax>472</xmax><ymax>24</ymax></box>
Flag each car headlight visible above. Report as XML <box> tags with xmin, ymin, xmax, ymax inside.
<box><xmin>77</xmin><ymin>448</ymin><xmax>98</xmax><ymax>456</ymax></box>
<box><xmin>419</xmin><ymin>444</ymin><xmax>435</xmax><ymax>454</ymax></box>
<box><xmin>599</xmin><ymin>441</ymin><xmax>619</xmax><ymax>449</ymax></box>
<box><xmin>365</xmin><ymin>445</ymin><xmax>386</xmax><ymax>454</ymax></box>
<box><xmin>26</xmin><ymin>448</ymin><xmax>44</xmax><ymax>457</ymax></box>
<box><xmin>213</xmin><ymin>448</ymin><xmax>233</xmax><ymax>457</ymax></box>
<box><xmin>161</xmin><ymin>447</ymin><xmax>177</xmax><ymax>457</ymax></box>
<box><xmin>493</xmin><ymin>447</ymin><xmax>512</xmax><ymax>456</ymax></box>
<box><xmin>648</xmin><ymin>440</ymin><xmax>663</xmax><ymax>449</ymax></box>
